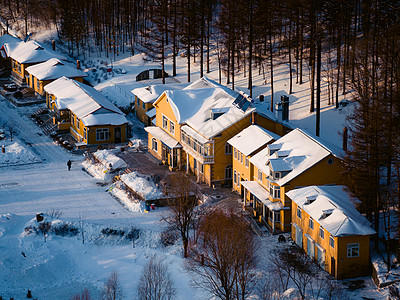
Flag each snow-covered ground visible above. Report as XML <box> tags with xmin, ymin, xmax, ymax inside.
<box><xmin>0</xmin><ymin>25</ymin><xmax>382</xmax><ymax>299</ymax></box>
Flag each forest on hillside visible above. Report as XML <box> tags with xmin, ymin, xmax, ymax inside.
<box><xmin>1</xmin><ymin>0</ymin><xmax>400</xmax><ymax>266</ymax></box>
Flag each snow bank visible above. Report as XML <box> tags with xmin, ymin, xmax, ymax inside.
<box><xmin>120</xmin><ymin>171</ymin><xmax>163</xmax><ymax>200</ymax></box>
<box><xmin>109</xmin><ymin>183</ymin><xmax>145</xmax><ymax>213</ymax></box>
<box><xmin>93</xmin><ymin>149</ymin><xmax>127</xmax><ymax>172</ymax></box>
<box><xmin>0</xmin><ymin>139</ymin><xmax>41</xmax><ymax>167</ymax></box>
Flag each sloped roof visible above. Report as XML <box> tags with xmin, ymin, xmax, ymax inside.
<box><xmin>132</xmin><ymin>83</ymin><xmax>188</xmax><ymax>104</ymax></box>
<box><xmin>0</xmin><ymin>34</ymin><xmax>21</xmax><ymax>50</ymax></box>
<box><xmin>25</xmin><ymin>58</ymin><xmax>86</xmax><ymax>80</ymax></box>
<box><xmin>250</xmin><ymin>128</ymin><xmax>344</xmax><ymax>186</ymax></box>
<box><xmin>162</xmin><ymin>86</ymin><xmax>254</xmax><ymax>140</ymax></box>
<box><xmin>44</xmin><ymin>77</ymin><xmax>127</xmax><ymax>127</ymax></box>
<box><xmin>286</xmin><ymin>185</ymin><xmax>376</xmax><ymax>237</ymax></box>
<box><xmin>227</xmin><ymin>125</ymin><xmax>280</xmax><ymax>156</ymax></box>
<box><xmin>7</xmin><ymin>40</ymin><xmax>66</xmax><ymax>64</ymax></box>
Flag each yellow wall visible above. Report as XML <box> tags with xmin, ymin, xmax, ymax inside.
<box><xmin>232</xmin><ymin>150</ymin><xmax>252</xmax><ymax>194</ymax></box>
<box><xmin>292</xmin><ymin>202</ymin><xmax>371</xmax><ymax>279</ymax></box>
<box><xmin>135</xmin><ymin>96</ymin><xmax>153</xmax><ymax>125</ymax></box>
<box><xmin>256</xmin><ymin>113</ymin><xmax>292</xmax><ymax>136</ymax></box>
<box><xmin>154</xmin><ymin>93</ymin><xmax>181</xmax><ymax>141</ymax></box>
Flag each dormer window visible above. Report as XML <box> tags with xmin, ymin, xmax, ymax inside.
<box><xmin>275</xmin><ymin>172</ymin><xmax>280</xmax><ymax>179</ymax></box>
<box><xmin>305</xmin><ymin>195</ymin><xmax>317</xmax><ymax>205</ymax></box>
<box><xmin>322</xmin><ymin>209</ymin><xmax>333</xmax><ymax>218</ymax></box>
<box><xmin>267</xmin><ymin>144</ymin><xmax>281</xmax><ymax>156</ymax></box>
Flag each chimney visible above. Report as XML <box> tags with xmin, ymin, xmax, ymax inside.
<box><xmin>52</xmin><ymin>40</ymin><xmax>55</xmax><ymax>51</ymax></box>
<box><xmin>281</xmin><ymin>95</ymin><xmax>289</xmax><ymax>121</ymax></box>
<box><xmin>343</xmin><ymin>127</ymin><xmax>348</xmax><ymax>151</ymax></box>
<box><xmin>76</xmin><ymin>60</ymin><xmax>81</xmax><ymax>70</ymax></box>
<box><xmin>275</xmin><ymin>102</ymin><xmax>283</xmax><ymax>121</ymax></box>
<box><xmin>251</xmin><ymin>112</ymin><xmax>257</xmax><ymax>125</ymax></box>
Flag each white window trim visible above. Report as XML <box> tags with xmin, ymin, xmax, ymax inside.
<box><xmin>152</xmin><ymin>138</ymin><xmax>158</xmax><ymax>151</ymax></box>
<box><xmin>297</xmin><ymin>206</ymin><xmax>302</xmax><ymax>219</ymax></box>
<box><xmin>225</xmin><ymin>143</ymin><xmax>232</xmax><ymax>155</ymax></box>
<box><xmin>96</xmin><ymin>128</ymin><xmax>109</xmax><ymax>141</ymax></box>
<box><xmin>347</xmin><ymin>243</ymin><xmax>360</xmax><ymax>258</ymax></box>
<box><xmin>319</xmin><ymin>226</ymin><xmax>325</xmax><ymax>239</ymax></box>
<box><xmin>169</xmin><ymin>121</ymin><xmax>175</xmax><ymax>135</ymax></box>
<box><xmin>329</xmin><ymin>235</ymin><xmax>335</xmax><ymax>249</ymax></box>
<box><xmin>162</xmin><ymin>114</ymin><xmax>168</xmax><ymax>130</ymax></box>
<box><xmin>309</xmin><ymin>217</ymin><xmax>314</xmax><ymax>230</ymax></box>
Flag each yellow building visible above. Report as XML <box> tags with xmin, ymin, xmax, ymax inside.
<box><xmin>227</xmin><ymin>123</ymin><xmax>280</xmax><ymax>196</ymax></box>
<box><xmin>287</xmin><ymin>185</ymin><xmax>375</xmax><ymax>279</ymax></box>
<box><xmin>3</xmin><ymin>40</ymin><xmax>66</xmax><ymax>85</ymax></box>
<box><xmin>25</xmin><ymin>58</ymin><xmax>86</xmax><ymax>96</ymax></box>
<box><xmin>44</xmin><ymin>77</ymin><xmax>129</xmax><ymax>145</ymax></box>
<box><xmin>145</xmin><ymin>77</ymin><xmax>257</xmax><ymax>186</ymax></box>
<box><xmin>132</xmin><ymin>83</ymin><xmax>187</xmax><ymax>126</ymax></box>
<box><xmin>244</xmin><ymin>128</ymin><xmax>345</xmax><ymax>233</ymax></box>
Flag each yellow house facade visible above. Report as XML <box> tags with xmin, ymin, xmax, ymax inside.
<box><xmin>145</xmin><ymin>77</ymin><xmax>256</xmax><ymax>186</ymax></box>
<box><xmin>25</xmin><ymin>58</ymin><xmax>86</xmax><ymax>96</ymax></box>
<box><xmin>227</xmin><ymin>123</ymin><xmax>280</xmax><ymax>195</ymax></box>
<box><xmin>245</xmin><ymin>128</ymin><xmax>345</xmax><ymax>233</ymax></box>
<box><xmin>44</xmin><ymin>77</ymin><xmax>129</xmax><ymax>145</ymax></box>
<box><xmin>287</xmin><ymin>185</ymin><xmax>375</xmax><ymax>279</ymax></box>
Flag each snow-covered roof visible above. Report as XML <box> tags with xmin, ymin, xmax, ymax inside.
<box><xmin>44</xmin><ymin>77</ymin><xmax>127</xmax><ymax>127</ymax></box>
<box><xmin>25</xmin><ymin>58</ymin><xmax>86</xmax><ymax>80</ymax></box>
<box><xmin>286</xmin><ymin>185</ymin><xmax>376</xmax><ymax>237</ymax></box>
<box><xmin>132</xmin><ymin>83</ymin><xmax>188</xmax><ymax>104</ymax></box>
<box><xmin>144</xmin><ymin>126</ymin><xmax>181</xmax><ymax>149</ymax></box>
<box><xmin>120</xmin><ymin>171</ymin><xmax>164</xmax><ymax>200</ymax></box>
<box><xmin>0</xmin><ymin>35</ymin><xmax>21</xmax><ymax>59</ymax></box>
<box><xmin>160</xmin><ymin>85</ymin><xmax>255</xmax><ymax>139</ymax></box>
<box><xmin>184</xmin><ymin>76</ymin><xmax>238</xmax><ymax>98</ymax></box>
<box><xmin>227</xmin><ymin>125</ymin><xmax>280</xmax><ymax>156</ymax></box>
<box><xmin>145</xmin><ymin>108</ymin><xmax>156</xmax><ymax>118</ymax></box>
<box><xmin>7</xmin><ymin>40</ymin><xmax>67</xmax><ymax>64</ymax></box>
<box><xmin>250</xmin><ymin>128</ymin><xmax>344</xmax><ymax>186</ymax></box>
<box><xmin>93</xmin><ymin>149</ymin><xmax>127</xmax><ymax>171</ymax></box>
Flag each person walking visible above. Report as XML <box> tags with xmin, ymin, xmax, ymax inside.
<box><xmin>67</xmin><ymin>160</ymin><xmax>72</xmax><ymax>171</ymax></box>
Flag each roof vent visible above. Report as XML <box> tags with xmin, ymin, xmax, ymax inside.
<box><xmin>210</xmin><ymin>107</ymin><xmax>229</xmax><ymax>120</ymax></box>
<box><xmin>305</xmin><ymin>195</ymin><xmax>317</xmax><ymax>205</ymax></box>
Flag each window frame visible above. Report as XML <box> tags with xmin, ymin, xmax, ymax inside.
<box><xmin>152</xmin><ymin>138</ymin><xmax>158</xmax><ymax>152</ymax></box>
<box><xmin>297</xmin><ymin>206</ymin><xmax>302</xmax><ymax>219</ymax></box>
<box><xmin>96</xmin><ymin>128</ymin><xmax>109</xmax><ymax>141</ymax></box>
<box><xmin>319</xmin><ymin>226</ymin><xmax>325</xmax><ymax>239</ymax></box>
<box><xmin>162</xmin><ymin>115</ymin><xmax>168</xmax><ymax>130</ymax></box>
<box><xmin>257</xmin><ymin>169</ymin><xmax>263</xmax><ymax>182</ymax></box>
<box><xmin>169</xmin><ymin>121</ymin><xmax>175</xmax><ymax>135</ymax></box>
<box><xmin>245</xmin><ymin>157</ymin><xmax>249</xmax><ymax>168</ymax></box>
<box><xmin>329</xmin><ymin>236</ymin><xmax>335</xmax><ymax>249</ymax></box>
<box><xmin>309</xmin><ymin>217</ymin><xmax>314</xmax><ymax>230</ymax></box>
<box><xmin>347</xmin><ymin>243</ymin><xmax>359</xmax><ymax>258</ymax></box>
<box><xmin>225</xmin><ymin>143</ymin><xmax>232</xmax><ymax>155</ymax></box>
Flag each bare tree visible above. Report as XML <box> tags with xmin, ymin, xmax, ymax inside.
<box><xmin>257</xmin><ymin>277</ymin><xmax>282</xmax><ymax>300</ymax></box>
<box><xmin>164</xmin><ymin>173</ymin><xmax>198</xmax><ymax>258</ymax></box>
<box><xmin>38</xmin><ymin>222</ymin><xmax>51</xmax><ymax>243</ymax></box>
<box><xmin>102</xmin><ymin>272</ymin><xmax>122</xmax><ymax>300</ymax></box>
<box><xmin>78</xmin><ymin>213</ymin><xmax>86</xmax><ymax>245</ymax></box>
<box><xmin>137</xmin><ymin>255</ymin><xmax>175</xmax><ymax>300</ymax></box>
<box><xmin>188</xmin><ymin>209</ymin><xmax>258</xmax><ymax>300</ymax></box>
<box><xmin>71</xmin><ymin>289</ymin><xmax>91</xmax><ymax>300</ymax></box>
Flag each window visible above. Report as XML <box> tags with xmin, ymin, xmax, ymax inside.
<box><xmin>225</xmin><ymin>143</ymin><xmax>232</xmax><ymax>155</ymax></box>
<box><xmin>329</xmin><ymin>236</ymin><xmax>335</xmax><ymax>249</ymax></box>
<box><xmin>234</xmin><ymin>148</ymin><xmax>237</xmax><ymax>160</ymax></box>
<box><xmin>245</xmin><ymin>157</ymin><xmax>249</xmax><ymax>168</ymax></box>
<box><xmin>225</xmin><ymin>165</ymin><xmax>232</xmax><ymax>179</ymax></box>
<box><xmin>76</xmin><ymin>117</ymin><xmax>80</xmax><ymax>130</ymax></box>
<box><xmin>199</xmin><ymin>163</ymin><xmax>204</xmax><ymax>174</ymax></box>
<box><xmin>309</xmin><ymin>217</ymin><xmax>314</xmax><ymax>230</ymax></box>
<box><xmin>162</xmin><ymin>115</ymin><xmax>168</xmax><ymax>130</ymax></box>
<box><xmin>152</xmin><ymin>138</ymin><xmax>158</xmax><ymax>151</ymax></box>
<box><xmin>319</xmin><ymin>226</ymin><xmax>324</xmax><ymax>239</ymax></box>
<box><xmin>234</xmin><ymin>170</ymin><xmax>237</xmax><ymax>184</ymax></box>
<box><xmin>240</xmin><ymin>153</ymin><xmax>243</xmax><ymax>164</ymax></box>
<box><xmin>274</xmin><ymin>211</ymin><xmax>281</xmax><ymax>222</ymax></box>
<box><xmin>297</xmin><ymin>206</ymin><xmax>302</xmax><ymax>219</ymax></box>
<box><xmin>273</xmin><ymin>186</ymin><xmax>281</xmax><ymax>199</ymax></box>
<box><xmin>347</xmin><ymin>243</ymin><xmax>359</xmax><ymax>257</ymax></box>
<box><xmin>96</xmin><ymin>128</ymin><xmax>109</xmax><ymax>141</ymax></box>
<box><xmin>71</xmin><ymin>113</ymin><xmax>75</xmax><ymax>126</ymax></box>
<box><xmin>142</xmin><ymin>101</ymin><xmax>146</xmax><ymax>110</ymax></box>
<box><xmin>275</xmin><ymin>172</ymin><xmax>280</xmax><ymax>179</ymax></box>
<box><xmin>83</xmin><ymin>127</ymin><xmax>87</xmax><ymax>140</ymax></box>
<box><xmin>170</xmin><ymin>121</ymin><xmax>175</xmax><ymax>135</ymax></box>
<box><xmin>257</xmin><ymin>169</ymin><xmax>262</xmax><ymax>181</ymax></box>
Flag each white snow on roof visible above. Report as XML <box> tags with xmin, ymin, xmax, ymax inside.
<box><xmin>93</xmin><ymin>149</ymin><xmax>127</xmax><ymax>171</ymax></box>
<box><xmin>144</xmin><ymin>126</ymin><xmax>181</xmax><ymax>149</ymax></box>
<box><xmin>286</xmin><ymin>185</ymin><xmax>376</xmax><ymax>237</ymax></box>
<box><xmin>249</xmin><ymin>128</ymin><xmax>344</xmax><ymax>186</ymax></box>
<box><xmin>120</xmin><ymin>171</ymin><xmax>164</xmax><ymax>200</ymax></box>
<box><xmin>25</xmin><ymin>58</ymin><xmax>86</xmax><ymax>80</ymax></box>
<box><xmin>181</xmin><ymin>125</ymin><xmax>209</xmax><ymax>144</ymax></box>
<box><xmin>0</xmin><ymin>34</ymin><xmax>21</xmax><ymax>49</ymax></box>
<box><xmin>44</xmin><ymin>77</ymin><xmax>127</xmax><ymax>126</ymax></box>
<box><xmin>240</xmin><ymin>181</ymin><xmax>283</xmax><ymax>211</ymax></box>
<box><xmin>227</xmin><ymin>125</ymin><xmax>280</xmax><ymax>156</ymax></box>
<box><xmin>132</xmin><ymin>83</ymin><xmax>188</xmax><ymax>104</ymax></box>
<box><xmin>184</xmin><ymin>76</ymin><xmax>238</xmax><ymax>98</ymax></box>
<box><xmin>164</xmin><ymin>86</ymin><xmax>255</xmax><ymax>139</ymax></box>
<box><xmin>7</xmin><ymin>40</ymin><xmax>67</xmax><ymax>64</ymax></box>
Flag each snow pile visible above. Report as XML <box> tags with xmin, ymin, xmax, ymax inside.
<box><xmin>120</xmin><ymin>171</ymin><xmax>164</xmax><ymax>201</ymax></box>
<box><xmin>0</xmin><ymin>139</ymin><xmax>41</xmax><ymax>167</ymax></box>
<box><xmin>82</xmin><ymin>149</ymin><xmax>127</xmax><ymax>182</ymax></box>
<box><xmin>93</xmin><ymin>149</ymin><xmax>127</xmax><ymax>172</ymax></box>
<box><xmin>109</xmin><ymin>183</ymin><xmax>145</xmax><ymax>213</ymax></box>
